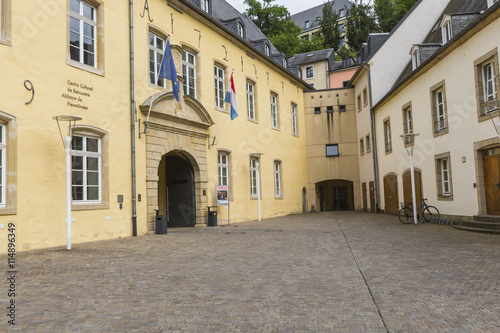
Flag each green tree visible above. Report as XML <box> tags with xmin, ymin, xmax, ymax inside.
<box><xmin>318</xmin><ymin>1</ymin><xmax>342</xmax><ymax>50</ymax></box>
<box><xmin>374</xmin><ymin>0</ymin><xmax>418</xmax><ymax>32</ymax></box>
<box><xmin>244</xmin><ymin>0</ymin><xmax>289</xmax><ymax>37</ymax></box>
<box><xmin>374</xmin><ymin>0</ymin><xmax>398</xmax><ymax>32</ymax></box>
<box><xmin>269</xmin><ymin>21</ymin><xmax>324</xmax><ymax>58</ymax></box>
<box><xmin>345</xmin><ymin>0</ymin><xmax>378</xmax><ymax>52</ymax></box>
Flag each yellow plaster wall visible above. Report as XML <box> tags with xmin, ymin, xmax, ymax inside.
<box><xmin>0</xmin><ymin>0</ymin><xmax>135</xmax><ymax>252</ymax></box>
<box><xmin>133</xmin><ymin>0</ymin><xmax>309</xmax><ymax>224</ymax></box>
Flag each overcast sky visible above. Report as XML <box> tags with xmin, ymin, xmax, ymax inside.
<box><xmin>225</xmin><ymin>0</ymin><xmax>330</xmax><ymax>15</ymax></box>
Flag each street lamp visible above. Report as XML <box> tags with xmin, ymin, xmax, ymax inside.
<box><xmin>53</xmin><ymin>115</ymin><xmax>82</xmax><ymax>250</ymax></box>
<box><xmin>400</xmin><ymin>133</ymin><xmax>419</xmax><ymax>224</ymax></box>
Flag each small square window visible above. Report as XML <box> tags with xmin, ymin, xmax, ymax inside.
<box><xmin>314</xmin><ymin>107</ymin><xmax>321</xmax><ymax>114</ymax></box>
<box><xmin>326</xmin><ymin>144</ymin><xmax>339</xmax><ymax>157</ymax></box>
<box><xmin>327</xmin><ymin>106</ymin><xmax>333</xmax><ymax>113</ymax></box>
<box><xmin>339</xmin><ymin>105</ymin><xmax>346</xmax><ymax>112</ymax></box>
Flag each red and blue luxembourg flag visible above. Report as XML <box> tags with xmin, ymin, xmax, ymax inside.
<box><xmin>225</xmin><ymin>73</ymin><xmax>238</xmax><ymax>120</ymax></box>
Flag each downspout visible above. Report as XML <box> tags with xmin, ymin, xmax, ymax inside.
<box><xmin>130</xmin><ymin>0</ymin><xmax>138</xmax><ymax>235</ymax></box>
<box><xmin>363</xmin><ymin>64</ymin><xmax>380</xmax><ymax>213</ymax></box>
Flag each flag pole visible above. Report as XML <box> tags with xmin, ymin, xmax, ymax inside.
<box><xmin>144</xmin><ymin>83</ymin><xmax>158</xmax><ymax>134</ymax></box>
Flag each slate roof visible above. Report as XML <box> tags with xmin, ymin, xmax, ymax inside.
<box><xmin>290</xmin><ymin>0</ymin><xmax>352</xmax><ymax>32</ymax></box>
<box><xmin>395</xmin><ymin>0</ymin><xmax>488</xmax><ymax>83</ymax></box>
<box><xmin>288</xmin><ymin>49</ymin><xmax>334</xmax><ymax>67</ymax></box>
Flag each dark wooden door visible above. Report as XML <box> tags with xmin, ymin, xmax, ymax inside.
<box><xmin>165</xmin><ymin>156</ymin><xmax>196</xmax><ymax>227</ymax></box>
<box><xmin>362</xmin><ymin>182</ymin><xmax>367</xmax><ymax>211</ymax></box>
<box><xmin>483</xmin><ymin>150</ymin><xmax>500</xmax><ymax>215</ymax></box>
<box><xmin>403</xmin><ymin>170</ymin><xmax>422</xmax><ymax>208</ymax></box>
<box><xmin>383</xmin><ymin>174</ymin><xmax>399</xmax><ymax>214</ymax></box>
<box><xmin>369</xmin><ymin>181</ymin><xmax>375</xmax><ymax>212</ymax></box>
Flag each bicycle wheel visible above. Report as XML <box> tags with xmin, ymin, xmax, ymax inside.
<box><xmin>398</xmin><ymin>206</ymin><xmax>414</xmax><ymax>224</ymax></box>
<box><xmin>423</xmin><ymin>206</ymin><xmax>440</xmax><ymax>222</ymax></box>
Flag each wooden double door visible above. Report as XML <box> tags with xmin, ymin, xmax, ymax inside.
<box><xmin>483</xmin><ymin>148</ymin><xmax>500</xmax><ymax>215</ymax></box>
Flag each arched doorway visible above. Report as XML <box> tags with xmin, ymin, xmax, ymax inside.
<box><xmin>158</xmin><ymin>153</ymin><xmax>196</xmax><ymax>228</ymax></box>
<box><xmin>403</xmin><ymin>169</ymin><xmax>422</xmax><ymax>207</ymax></box>
<box><xmin>383</xmin><ymin>173</ymin><xmax>399</xmax><ymax>214</ymax></box>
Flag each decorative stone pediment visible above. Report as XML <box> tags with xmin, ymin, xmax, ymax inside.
<box><xmin>140</xmin><ymin>92</ymin><xmax>214</xmax><ymax>129</ymax></box>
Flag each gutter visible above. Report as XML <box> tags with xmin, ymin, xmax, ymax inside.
<box><xmin>130</xmin><ymin>0</ymin><xmax>138</xmax><ymax>236</ymax></box>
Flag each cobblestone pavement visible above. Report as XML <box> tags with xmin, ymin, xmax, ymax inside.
<box><xmin>1</xmin><ymin>211</ymin><xmax>499</xmax><ymax>332</ymax></box>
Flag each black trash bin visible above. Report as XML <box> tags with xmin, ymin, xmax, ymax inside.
<box><xmin>155</xmin><ymin>209</ymin><xmax>168</xmax><ymax>234</ymax></box>
<box><xmin>207</xmin><ymin>206</ymin><xmax>217</xmax><ymax>227</ymax></box>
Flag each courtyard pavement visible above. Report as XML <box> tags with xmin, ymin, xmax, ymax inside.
<box><xmin>1</xmin><ymin>211</ymin><xmax>499</xmax><ymax>332</ymax></box>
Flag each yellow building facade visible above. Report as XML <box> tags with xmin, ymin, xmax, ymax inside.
<box><xmin>0</xmin><ymin>0</ymin><xmax>311</xmax><ymax>253</ymax></box>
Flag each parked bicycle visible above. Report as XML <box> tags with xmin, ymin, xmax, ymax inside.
<box><xmin>398</xmin><ymin>198</ymin><xmax>440</xmax><ymax>224</ymax></box>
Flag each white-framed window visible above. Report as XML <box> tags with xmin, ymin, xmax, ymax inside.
<box><xmin>250</xmin><ymin>156</ymin><xmax>259</xmax><ymax>197</ymax></box>
<box><xmin>291</xmin><ymin>103</ymin><xmax>298</xmax><ymax>136</ymax></box>
<box><xmin>436</xmin><ymin>90</ymin><xmax>446</xmax><ymax>130</ymax></box>
<box><xmin>306</xmin><ymin>65</ymin><xmax>314</xmax><ymax>78</ymax></box>
<box><xmin>182</xmin><ymin>50</ymin><xmax>196</xmax><ymax>98</ymax></box>
<box><xmin>440</xmin><ymin>159</ymin><xmax>450</xmax><ymax>195</ymax></box>
<box><xmin>339</xmin><ymin>9</ymin><xmax>345</xmax><ymax>17</ymax></box>
<box><xmin>305</xmin><ymin>20</ymin><xmax>311</xmax><ymax>29</ymax></box>
<box><xmin>201</xmin><ymin>0</ymin><xmax>209</xmax><ymax>13</ymax></box>
<box><xmin>214</xmin><ymin>65</ymin><xmax>225</xmax><ymax>109</ymax></box>
<box><xmin>265</xmin><ymin>44</ymin><xmax>270</xmax><ymax>56</ymax></box>
<box><xmin>441</xmin><ymin>19</ymin><xmax>452</xmax><ymax>44</ymax></box>
<box><xmin>218</xmin><ymin>152</ymin><xmax>229</xmax><ymax>186</ymax></box>
<box><xmin>384</xmin><ymin>118</ymin><xmax>392</xmax><ymax>153</ymax></box>
<box><xmin>404</xmin><ymin>107</ymin><xmax>413</xmax><ymax>134</ymax></box>
<box><xmin>282</xmin><ymin>58</ymin><xmax>287</xmax><ymax>68</ymax></box>
<box><xmin>69</xmin><ymin>0</ymin><xmax>97</xmax><ymax>68</ymax></box>
<box><xmin>483</xmin><ymin>62</ymin><xmax>497</xmax><ymax>114</ymax></box>
<box><xmin>339</xmin><ymin>24</ymin><xmax>345</xmax><ymax>33</ymax></box>
<box><xmin>0</xmin><ymin>124</ymin><xmax>5</xmax><ymax>207</ymax></box>
<box><xmin>271</xmin><ymin>93</ymin><xmax>279</xmax><ymax>129</ymax></box>
<box><xmin>247</xmin><ymin>81</ymin><xmax>255</xmax><ymax>120</ymax></box>
<box><xmin>72</xmin><ymin>135</ymin><xmax>101</xmax><ymax>203</ymax></box>
<box><xmin>274</xmin><ymin>160</ymin><xmax>282</xmax><ymax>198</ymax></box>
<box><xmin>149</xmin><ymin>32</ymin><xmax>165</xmax><ymax>88</ymax></box>
<box><xmin>411</xmin><ymin>48</ymin><xmax>420</xmax><ymax>70</ymax></box>
<box><xmin>237</xmin><ymin>23</ymin><xmax>244</xmax><ymax>38</ymax></box>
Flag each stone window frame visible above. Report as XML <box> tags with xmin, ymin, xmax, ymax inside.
<box><xmin>474</xmin><ymin>48</ymin><xmax>500</xmax><ymax>122</ymax></box>
<box><xmin>357</xmin><ymin>93</ymin><xmax>362</xmax><ymax>112</ymax></box>
<box><xmin>402</xmin><ymin>101</ymin><xmax>414</xmax><ymax>147</ymax></box>
<box><xmin>67</xmin><ymin>0</ymin><xmax>105</xmax><ymax>76</ymax></box>
<box><xmin>359</xmin><ymin>138</ymin><xmax>365</xmax><ymax>156</ymax></box>
<box><xmin>0</xmin><ymin>110</ymin><xmax>16</xmax><ymax>215</ymax></box>
<box><xmin>291</xmin><ymin>102</ymin><xmax>298</xmax><ymax>137</ymax></box>
<box><xmin>429</xmin><ymin>80</ymin><xmax>449</xmax><ymax>137</ymax></box>
<box><xmin>270</xmin><ymin>91</ymin><xmax>280</xmax><ymax>130</ymax></box>
<box><xmin>148</xmin><ymin>26</ymin><xmax>168</xmax><ymax>88</ymax></box>
<box><xmin>383</xmin><ymin>116</ymin><xmax>392</xmax><ymax>155</ymax></box>
<box><xmin>217</xmin><ymin>149</ymin><xmax>233</xmax><ymax>200</ymax></box>
<box><xmin>181</xmin><ymin>43</ymin><xmax>200</xmax><ymax>99</ymax></box>
<box><xmin>246</xmin><ymin>78</ymin><xmax>257</xmax><ymax>123</ymax></box>
<box><xmin>71</xmin><ymin>124</ymin><xmax>109</xmax><ymax>211</ymax></box>
<box><xmin>434</xmin><ymin>152</ymin><xmax>453</xmax><ymax>201</ymax></box>
<box><xmin>0</xmin><ymin>0</ymin><xmax>12</xmax><ymax>46</ymax></box>
<box><xmin>273</xmin><ymin>159</ymin><xmax>283</xmax><ymax>199</ymax></box>
<box><xmin>363</xmin><ymin>87</ymin><xmax>368</xmax><ymax>106</ymax></box>
<box><xmin>249</xmin><ymin>155</ymin><xmax>260</xmax><ymax>198</ymax></box>
<box><xmin>214</xmin><ymin>61</ymin><xmax>226</xmax><ymax>110</ymax></box>
<box><xmin>305</xmin><ymin>65</ymin><xmax>314</xmax><ymax>79</ymax></box>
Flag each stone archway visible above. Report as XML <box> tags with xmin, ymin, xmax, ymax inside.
<box><xmin>140</xmin><ymin>91</ymin><xmax>214</xmax><ymax>232</ymax></box>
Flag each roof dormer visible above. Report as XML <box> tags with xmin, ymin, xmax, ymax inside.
<box><xmin>410</xmin><ymin>45</ymin><xmax>420</xmax><ymax>70</ymax></box>
<box><xmin>487</xmin><ymin>0</ymin><xmax>499</xmax><ymax>8</ymax></box>
<box><xmin>440</xmin><ymin>15</ymin><xmax>452</xmax><ymax>44</ymax></box>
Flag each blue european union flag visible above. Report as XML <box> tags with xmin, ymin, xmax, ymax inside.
<box><xmin>158</xmin><ymin>39</ymin><xmax>180</xmax><ymax>102</ymax></box>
